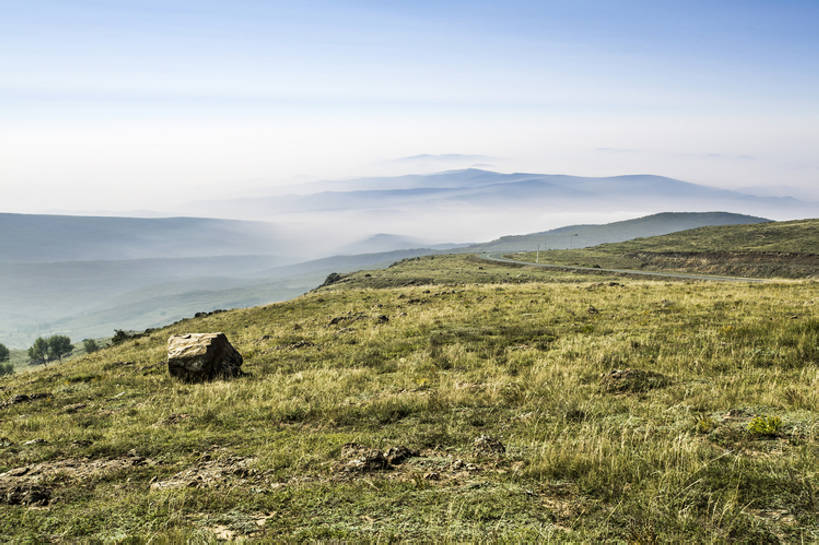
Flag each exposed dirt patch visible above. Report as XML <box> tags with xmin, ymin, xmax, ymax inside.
<box><xmin>630</xmin><ymin>251</ymin><xmax>819</xmax><ymax>278</ymax></box>
<box><xmin>337</xmin><ymin>443</ymin><xmax>419</xmax><ymax>473</ymax></box>
<box><xmin>601</xmin><ymin>368</ymin><xmax>671</xmax><ymax>393</ymax></box>
<box><xmin>328</xmin><ymin>312</ymin><xmax>367</xmax><ymax>326</ymax></box>
<box><xmin>162</xmin><ymin>413</ymin><xmax>192</xmax><ymax>425</ymax></box>
<box><xmin>150</xmin><ymin>455</ymin><xmax>258</xmax><ymax>490</ymax></box>
<box><xmin>0</xmin><ymin>455</ymin><xmax>154</xmax><ymax>505</ymax></box>
<box><xmin>0</xmin><ymin>392</ymin><xmax>52</xmax><ymax>409</ymax></box>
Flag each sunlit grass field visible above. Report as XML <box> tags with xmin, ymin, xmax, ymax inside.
<box><xmin>0</xmin><ymin>254</ymin><xmax>816</xmax><ymax>543</ymax></box>
<box><xmin>512</xmin><ymin>219</ymin><xmax>819</xmax><ymax>279</ymax></box>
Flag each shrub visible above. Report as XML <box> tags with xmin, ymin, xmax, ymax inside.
<box><xmin>694</xmin><ymin>416</ymin><xmax>716</xmax><ymax>434</ymax></box>
<box><xmin>83</xmin><ymin>339</ymin><xmax>100</xmax><ymax>353</ymax></box>
<box><xmin>111</xmin><ymin>330</ymin><xmax>137</xmax><ymax>345</ymax></box>
<box><xmin>746</xmin><ymin>415</ymin><xmax>782</xmax><ymax>437</ymax></box>
<box><xmin>0</xmin><ymin>362</ymin><xmax>13</xmax><ymax>376</ymax></box>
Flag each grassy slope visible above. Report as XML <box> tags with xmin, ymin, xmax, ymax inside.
<box><xmin>511</xmin><ymin>219</ymin><xmax>819</xmax><ymax>278</ymax></box>
<box><xmin>466</xmin><ymin>211</ymin><xmax>769</xmax><ymax>253</ymax></box>
<box><xmin>0</xmin><ymin>254</ymin><xmax>816</xmax><ymax>543</ymax></box>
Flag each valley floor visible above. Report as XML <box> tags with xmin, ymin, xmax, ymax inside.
<box><xmin>0</xmin><ymin>255</ymin><xmax>817</xmax><ymax>543</ymax></box>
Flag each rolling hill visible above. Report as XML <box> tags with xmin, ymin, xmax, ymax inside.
<box><xmin>508</xmin><ymin>218</ymin><xmax>819</xmax><ymax>278</ymax></box>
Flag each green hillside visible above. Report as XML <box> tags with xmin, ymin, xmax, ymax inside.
<box><xmin>511</xmin><ymin>219</ymin><xmax>819</xmax><ymax>278</ymax></box>
<box><xmin>0</xmin><ymin>254</ymin><xmax>816</xmax><ymax>542</ymax></box>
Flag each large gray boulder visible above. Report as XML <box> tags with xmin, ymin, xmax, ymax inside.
<box><xmin>167</xmin><ymin>333</ymin><xmax>243</xmax><ymax>382</ymax></box>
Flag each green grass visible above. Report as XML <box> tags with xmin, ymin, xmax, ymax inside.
<box><xmin>0</xmin><ymin>253</ymin><xmax>817</xmax><ymax>543</ymax></box>
<box><xmin>512</xmin><ymin>219</ymin><xmax>819</xmax><ymax>278</ymax></box>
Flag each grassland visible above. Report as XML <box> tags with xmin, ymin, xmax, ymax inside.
<box><xmin>512</xmin><ymin>219</ymin><xmax>819</xmax><ymax>279</ymax></box>
<box><xmin>0</xmin><ymin>253</ymin><xmax>817</xmax><ymax>543</ymax></box>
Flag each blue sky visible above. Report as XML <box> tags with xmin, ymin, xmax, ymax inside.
<box><xmin>1</xmin><ymin>0</ymin><xmax>818</xmax><ymax>211</ymax></box>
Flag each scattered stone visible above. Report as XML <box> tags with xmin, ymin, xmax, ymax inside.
<box><xmin>587</xmin><ymin>305</ymin><xmax>599</xmax><ymax>315</ymax></box>
<box><xmin>384</xmin><ymin>446</ymin><xmax>418</xmax><ymax>465</ymax></box>
<box><xmin>293</xmin><ymin>324</ymin><xmax>303</xmax><ymax>331</ymax></box>
<box><xmin>1</xmin><ymin>392</ymin><xmax>51</xmax><ymax>409</ymax></box>
<box><xmin>473</xmin><ymin>435</ymin><xmax>505</xmax><ymax>455</ymax></box>
<box><xmin>167</xmin><ymin>333</ymin><xmax>243</xmax><ymax>382</ymax></box>
<box><xmin>338</xmin><ymin>443</ymin><xmax>418</xmax><ymax>473</ymax></box>
<box><xmin>62</xmin><ymin>403</ymin><xmax>87</xmax><ymax>414</ymax></box>
<box><xmin>340</xmin><ymin>443</ymin><xmax>389</xmax><ymax>472</ymax></box>
<box><xmin>24</xmin><ymin>439</ymin><xmax>46</xmax><ymax>446</ymax></box>
<box><xmin>376</xmin><ymin>314</ymin><xmax>390</xmax><ymax>324</ymax></box>
<box><xmin>451</xmin><ymin>459</ymin><xmax>465</xmax><ymax>470</ymax></box>
<box><xmin>423</xmin><ymin>471</ymin><xmax>441</xmax><ymax>481</ymax></box>
<box><xmin>601</xmin><ymin>368</ymin><xmax>671</xmax><ymax>393</ymax></box>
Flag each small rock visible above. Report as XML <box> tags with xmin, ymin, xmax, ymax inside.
<box><xmin>63</xmin><ymin>402</ymin><xmax>86</xmax><ymax>414</ymax></box>
<box><xmin>384</xmin><ymin>446</ymin><xmax>417</xmax><ymax>465</ymax></box>
<box><xmin>451</xmin><ymin>459</ymin><xmax>465</xmax><ymax>470</ymax></box>
<box><xmin>23</xmin><ymin>439</ymin><xmax>46</xmax><ymax>446</ymax></box>
<box><xmin>473</xmin><ymin>435</ymin><xmax>505</xmax><ymax>455</ymax></box>
<box><xmin>423</xmin><ymin>471</ymin><xmax>441</xmax><ymax>481</ymax></box>
<box><xmin>376</xmin><ymin>314</ymin><xmax>389</xmax><ymax>323</ymax></box>
<box><xmin>345</xmin><ymin>451</ymin><xmax>389</xmax><ymax>472</ymax></box>
<box><xmin>340</xmin><ymin>443</ymin><xmax>389</xmax><ymax>472</ymax></box>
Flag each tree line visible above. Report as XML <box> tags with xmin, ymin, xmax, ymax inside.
<box><xmin>0</xmin><ymin>336</ymin><xmax>101</xmax><ymax>376</ymax></box>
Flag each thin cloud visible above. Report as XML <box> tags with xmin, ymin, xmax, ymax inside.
<box><xmin>596</xmin><ymin>148</ymin><xmax>756</xmax><ymax>161</ymax></box>
<box><xmin>596</xmin><ymin>147</ymin><xmax>640</xmax><ymax>153</ymax></box>
<box><xmin>390</xmin><ymin>153</ymin><xmax>494</xmax><ymax>163</ymax></box>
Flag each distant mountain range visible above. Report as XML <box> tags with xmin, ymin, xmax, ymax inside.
<box><xmin>187</xmin><ymin>169</ymin><xmax>816</xmax><ymax>220</ymax></box>
<box><xmin>0</xmin><ymin>213</ymin><xmax>287</xmax><ymax>263</ymax></box>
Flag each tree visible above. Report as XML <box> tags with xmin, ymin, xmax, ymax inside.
<box><xmin>82</xmin><ymin>339</ymin><xmax>99</xmax><ymax>353</ymax></box>
<box><xmin>0</xmin><ymin>343</ymin><xmax>9</xmax><ymax>363</ymax></box>
<box><xmin>28</xmin><ymin>337</ymin><xmax>49</xmax><ymax>365</ymax></box>
<box><xmin>0</xmin><ymin>362</ymin><xmax>13</xmax><ymax>376</ymax></box>
<box><xmin>47</xmin><ymin>335</ymin><xmax>73</xmax><ymax>362</ymax></box>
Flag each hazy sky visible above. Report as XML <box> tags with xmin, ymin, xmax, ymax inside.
<box><xmin>2</xmin><ymin>0</ymin><xmax>818</xmax><ymax>213</ymax></box>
